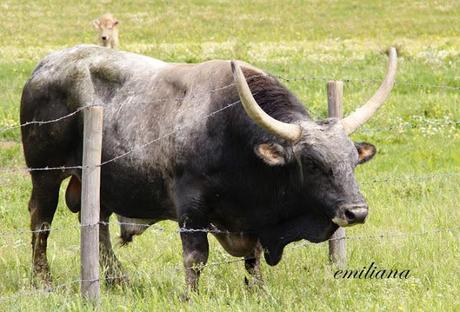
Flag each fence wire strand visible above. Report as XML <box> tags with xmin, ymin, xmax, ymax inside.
<box><xmin>0</xmin><ymin>105</ymin><xmax>95</xmax><ymax>134</ymax></box>
<box><xmin>1</xmin><ymin>73</ymin><xmax>460</xmax><ymax>135</ymax></box>
<box><xmin>98</xmin><ymin>97</ymin><xmax>243</xmax><ymax>168</ymax></box>
<box><xmin>1</xmin><ymin>218</ymin><xmax>459</xmax><ymax>241</ymax></box>
<box><xmin>0</xmin><ymin>254</ymin><xmax>249</xmax><ymax>302</ymax></box>
<box><xmin>276</xmin><ymin>75</ymin><xmax>460</xmax><ymax>91</ymax></box>
<box><xmin>0</xmin><ymin>225</ymin><xmax>458</xmax><ymax>302</ymax></box>
<box><xmin>0</xmin><ymin>74</ymin><xmax>264</xmax><ymax>135</ymax></box>
<box><xmin>0</xmin><ymin>99</ymin><xmax>243</xmax><ymax>173</ymax></box>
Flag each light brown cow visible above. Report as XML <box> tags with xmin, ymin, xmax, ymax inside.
<box><xmin>93</xmin><ymin>13</ymin><xmax>119</xmax><ymax>49</ymax></box>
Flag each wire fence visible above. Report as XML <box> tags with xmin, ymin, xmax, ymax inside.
<box><xmin>0</xmin><ymin>222</ymin><xmax>458</xmax><ymax>302</ymax></box>
<box><xmin>0</xmin><ymin>72</ymin><xmax>459</xmax><ymax>233</ymax></box>
<box><xmin>1</xmin><ymin>73</ymin><xmax>459</xmax><ymax>134</ymax></box>
<box><xmin>1</xmin><ymin>219</ymin><xmax>459</xmax><ymax>240</ymax></box>
<box><xmin>0</xmin><ymin>74</ymin><xmax>458</xmax><ymax>174</ymax></box>
<box><xmin>277</xmin><ymin>75</ymin><xmax>460</xmax><ymax>91</ymax></box>
<box><xmin>0</xmin><ymin>256</ymin><xmax>253</xmax><ymax>303</ymax></box>
<box><xmin>0</xmin><ymin>71</ymin><xmax>459</xmax><ymax>302</ymax></box>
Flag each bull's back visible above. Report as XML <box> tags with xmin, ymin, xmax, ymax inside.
<box><xmin>20</xmin><ymin>45</ymin><xmax>168</xmax><ymax>167</ymax></box>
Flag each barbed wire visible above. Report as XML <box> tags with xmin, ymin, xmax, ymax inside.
<box><xmin>0</xmin><ymin>281</ymin><xmax>79</xmax><ymax>303</ymax></box>
<box><xmin>0</xmin><ymin>74</ymin><xmax>265</xmax><ymax>135</ymax></box>
<box><xmin>361</xmin><ymin>171</ymin><xmax>460</xmax><ymax>185</ymax></box>
<box><xmin>0</xmin><ymin>166</ymin><xmax>458</xmax><ymax>189</ymax></box>
<box><xmin>0</xmin><ymin>225</ymin><xmax>458</xmax><ymax>302</ymax></box>
<box><xmin>0</xmin><ymin>119</ymin><xmax>458</xmax><ymax>174</ymax></box>
<box><xmin>0</xmin><ymin>97</ymin><xmax>244</xmax><ymax>173</ymax></box>
<box><xmin>0</xmin><ymin>79</ymin><xmax>269</xmax><ymax>173</ymax></box>
<box><xmin>1</xmin><ymin>217</ymin><xmax>459</xmax><ymax>242</ymax></box>
<box><xmin>0</xmin><ymin>71</ymin><xmax>457</xmax><ymax>175</ymax></box>
<box><xmin>0</xmin><ymin>105</ymin><xmax>96</xmax><ymax>134</ymax></box>
<box><xmin>98</xmin><ymin>96</ymin><xmax>244</xmax><ymax>168</ymax></box>
<box><xmin>0</xmin><ymin>221</ymin><xmax>245</xmax><ymax>237</ymax></box>
<box><xmin>1</xmin><ymin>73</ymin><xmax>459</xmax><ymax>135</ymax></box>
<box><xmin>301</xmin><ymin>227</ymin><xmax>460</xmax><ymax>245</ymax></box>
<box><xmin>3</xmin><ymin>113</ymin><xmax>457</xmax><ymax>143</ymax></box>
<box><xmin>0</xmin><ymin>70</ymin><xmax>458</xmax><ymax>303</ymax></box>
<box><xmin>2</xmin><ymin>46</ymin><xmax>460</xmax><ymax>306</ymax></box>
<box><xmin>276</xmin><ymin>75</ymin><xmax>460</xmax><ymax>91</ymax></box>
<box><xmin>1</xmin><ymin>228</ymin><xmax>458</xmax><ymax>303</ymax></box>
<box><xmin>0</xmin><ymin>253</ymin><xmax>250</xmax><ymax>303</ymax></box>
<box><xmin>367</xmin><ymin>117</ymin><xmax>459</xmax><ymax>127</ymax></box>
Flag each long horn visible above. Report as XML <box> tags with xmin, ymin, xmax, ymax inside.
<box><xmin>230</xmin><ymin>61</ymin><xmax>302</xmax><ymax>142</ymax></box>
<box><xmin>341</xmin><ymin>47</ymin><xmax>398</xmax><ymax>134</ymax></box>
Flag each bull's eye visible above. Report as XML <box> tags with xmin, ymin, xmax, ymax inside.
<box><xmin>303</xmin><ymin>156</ymin><xmax>332</xmax><ymax>176</ymax></box>
<box><xmin>304</xmin><ymin>161</ymin><xmax>317</xmax><ymax>172</ymax></box>
<box><xmin>305</xmin><ymin>162</ymin><xmax>326</xmax><ymax>176</ymax></box>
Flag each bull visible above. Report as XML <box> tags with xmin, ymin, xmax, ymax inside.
<box><xmin>20</xmin><ymin>45</ymin><xmax>396</xmax><ymax>291</ymax></box>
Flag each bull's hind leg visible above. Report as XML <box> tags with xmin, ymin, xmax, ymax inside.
<box><xmin>28</xmin><ymin>171</ymin><xmax>64</xmax><ymax>289</ymax></box>
<box><xmin>99</xmin><ymin>209</ymin><xmax>129</xmax><ymax>286</ymax></box>
<box><xmin>244</xmin><ymin>241</ymin><xmax>264</xmax><ymax>288</ymax></box>
<box><xmin>66</xmin><ymin>176</ymin><xmax>128</xmax><ymax>286</ymax></box>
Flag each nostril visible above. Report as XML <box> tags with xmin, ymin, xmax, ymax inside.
<box><xmin>101</xmin><ymin>36</ymin><xmax>107</xmax><ymax>40</ymax></box>
<box><xmin>345</xmin><ymin>209</ymin><xmax>356</xmax><ymax>222</ymax></box>
<box><xmin>344</xmin><ymin>206</ymin><xmax>368</xmax><ymax>224</ymax></box>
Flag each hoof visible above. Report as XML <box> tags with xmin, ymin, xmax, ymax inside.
<box><xmin>244</xmin><ymin>276</ymin><xmax>264</xmax><ymax>290</ymax></box>
<box><xmin>179</xmin><ymin>292</ymin><xmax>191</xmax><ymax>303</ymax></box>
<box><xmin>105</xmin><ymin>272</ymin><xmax>130</xmax><ymax>287</ymax></box>
<box><xmin>32</xmin><ymin>273</ymin><xmax>53</xmax><ymax>292</ymax></box>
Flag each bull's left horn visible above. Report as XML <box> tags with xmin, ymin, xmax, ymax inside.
<box><xmin>341</xmin><ymin>47</ymin><xmax>398</xmax><ymax>134</ymax></box>
<box><xmin>231</xmin><ymin>61</ymin><xmax>302</xmax><ymax>142</ymax></box>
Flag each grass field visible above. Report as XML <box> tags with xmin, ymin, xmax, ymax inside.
<box><xmin>0</xmin><ymin>0</ymin><xmax>459</xmax><ymax>311</ymax></box>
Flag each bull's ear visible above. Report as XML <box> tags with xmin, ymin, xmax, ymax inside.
<box><xmin>255</xmin><ymin>143</ymin><xmax>287</xmax><ymax>166</ymax></box>
<box><xmin>355</xmin><ymin>142</ymin><xmax>376</xmax><ymax>164</ymax></box>
<box><xmin>93</xmin><ymin>19</ymin><xmax>100</xmax><ymax>29</ymax></box>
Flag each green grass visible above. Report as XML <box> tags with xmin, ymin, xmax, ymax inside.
<box><xmin>0</xmin><ymin>0</ymin><xmax>459</xmax><ymax>311</ymax></box>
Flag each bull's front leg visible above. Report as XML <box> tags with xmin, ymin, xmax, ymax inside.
<box><xmin>175</xmin><ymin>176</ymin><xmax>210</xmax><ymax>295</ymax></box>
<box><xmin>244</xmin><ymin>241</ymin><xmax>264</xmax><ymax>288</ymax></box>
<box><xmin>179</xmin><ymin>222</ymin><xmax>209</xmax><ymax>293</ymax></box>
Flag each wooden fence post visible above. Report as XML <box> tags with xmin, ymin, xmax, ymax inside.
<box><xmin>81</xmin><ymin>106</ymin><xmax>103</xmax><ymax>302</ymax></box>
<box><xmin>327</xmin><ymin>81</ymin><xmax>347</xmax><ymax>268</ymax></box>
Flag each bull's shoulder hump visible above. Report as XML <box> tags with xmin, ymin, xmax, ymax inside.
<box><xmin>117</xmin><ymin>51</ymin><xmax>168</xmax><ymax>70</ymax></box>
<box><xmin>192</xmin><ymin>60</ymin><xmax>267</xmax><ymax>76</ymax></box>
<box><xmin>153</xmin><ymin>60</ymin><xmax>270</xmax><ymax>94</ymax></box>
<box><xmin>234</xmin><ymin>60</ymin><xmax>267</xmax><ymax>76</ymax></box>
<box><xmin>166</xmin><ymin>60</ymin><xmax>267</xmax><ymax>84</ymax></box>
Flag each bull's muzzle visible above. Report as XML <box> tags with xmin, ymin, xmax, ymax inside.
<box><xmin>332</xmin><ymin>204</ymin><xmax>368</xmax><ymax>227</ymax></box>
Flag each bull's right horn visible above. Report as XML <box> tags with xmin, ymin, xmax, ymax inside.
<box><xmin>231</xmin><ymin>61</ymin><xmax>302</xmax><ymax>142</ymax></box>
<box><xmin>341</xmin><ymin>47</ymin><xmax>398</xmax><ymax>134</ymax></box>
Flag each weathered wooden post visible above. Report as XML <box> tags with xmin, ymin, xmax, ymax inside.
<box><xmin>81</xmin><ymin>106</ymin><xmax>103</xmax><ymax>302</ymax></box>
<box><xmin>327</xmin><ymin>81</ymin><xmax>346</xmax><ymax>267</ymax></box>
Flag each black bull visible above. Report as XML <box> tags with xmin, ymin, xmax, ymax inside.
<box><xmin>20</xmin><ymin>45</ymin><xmax>396</xmax><ymax>291</ymax></box>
